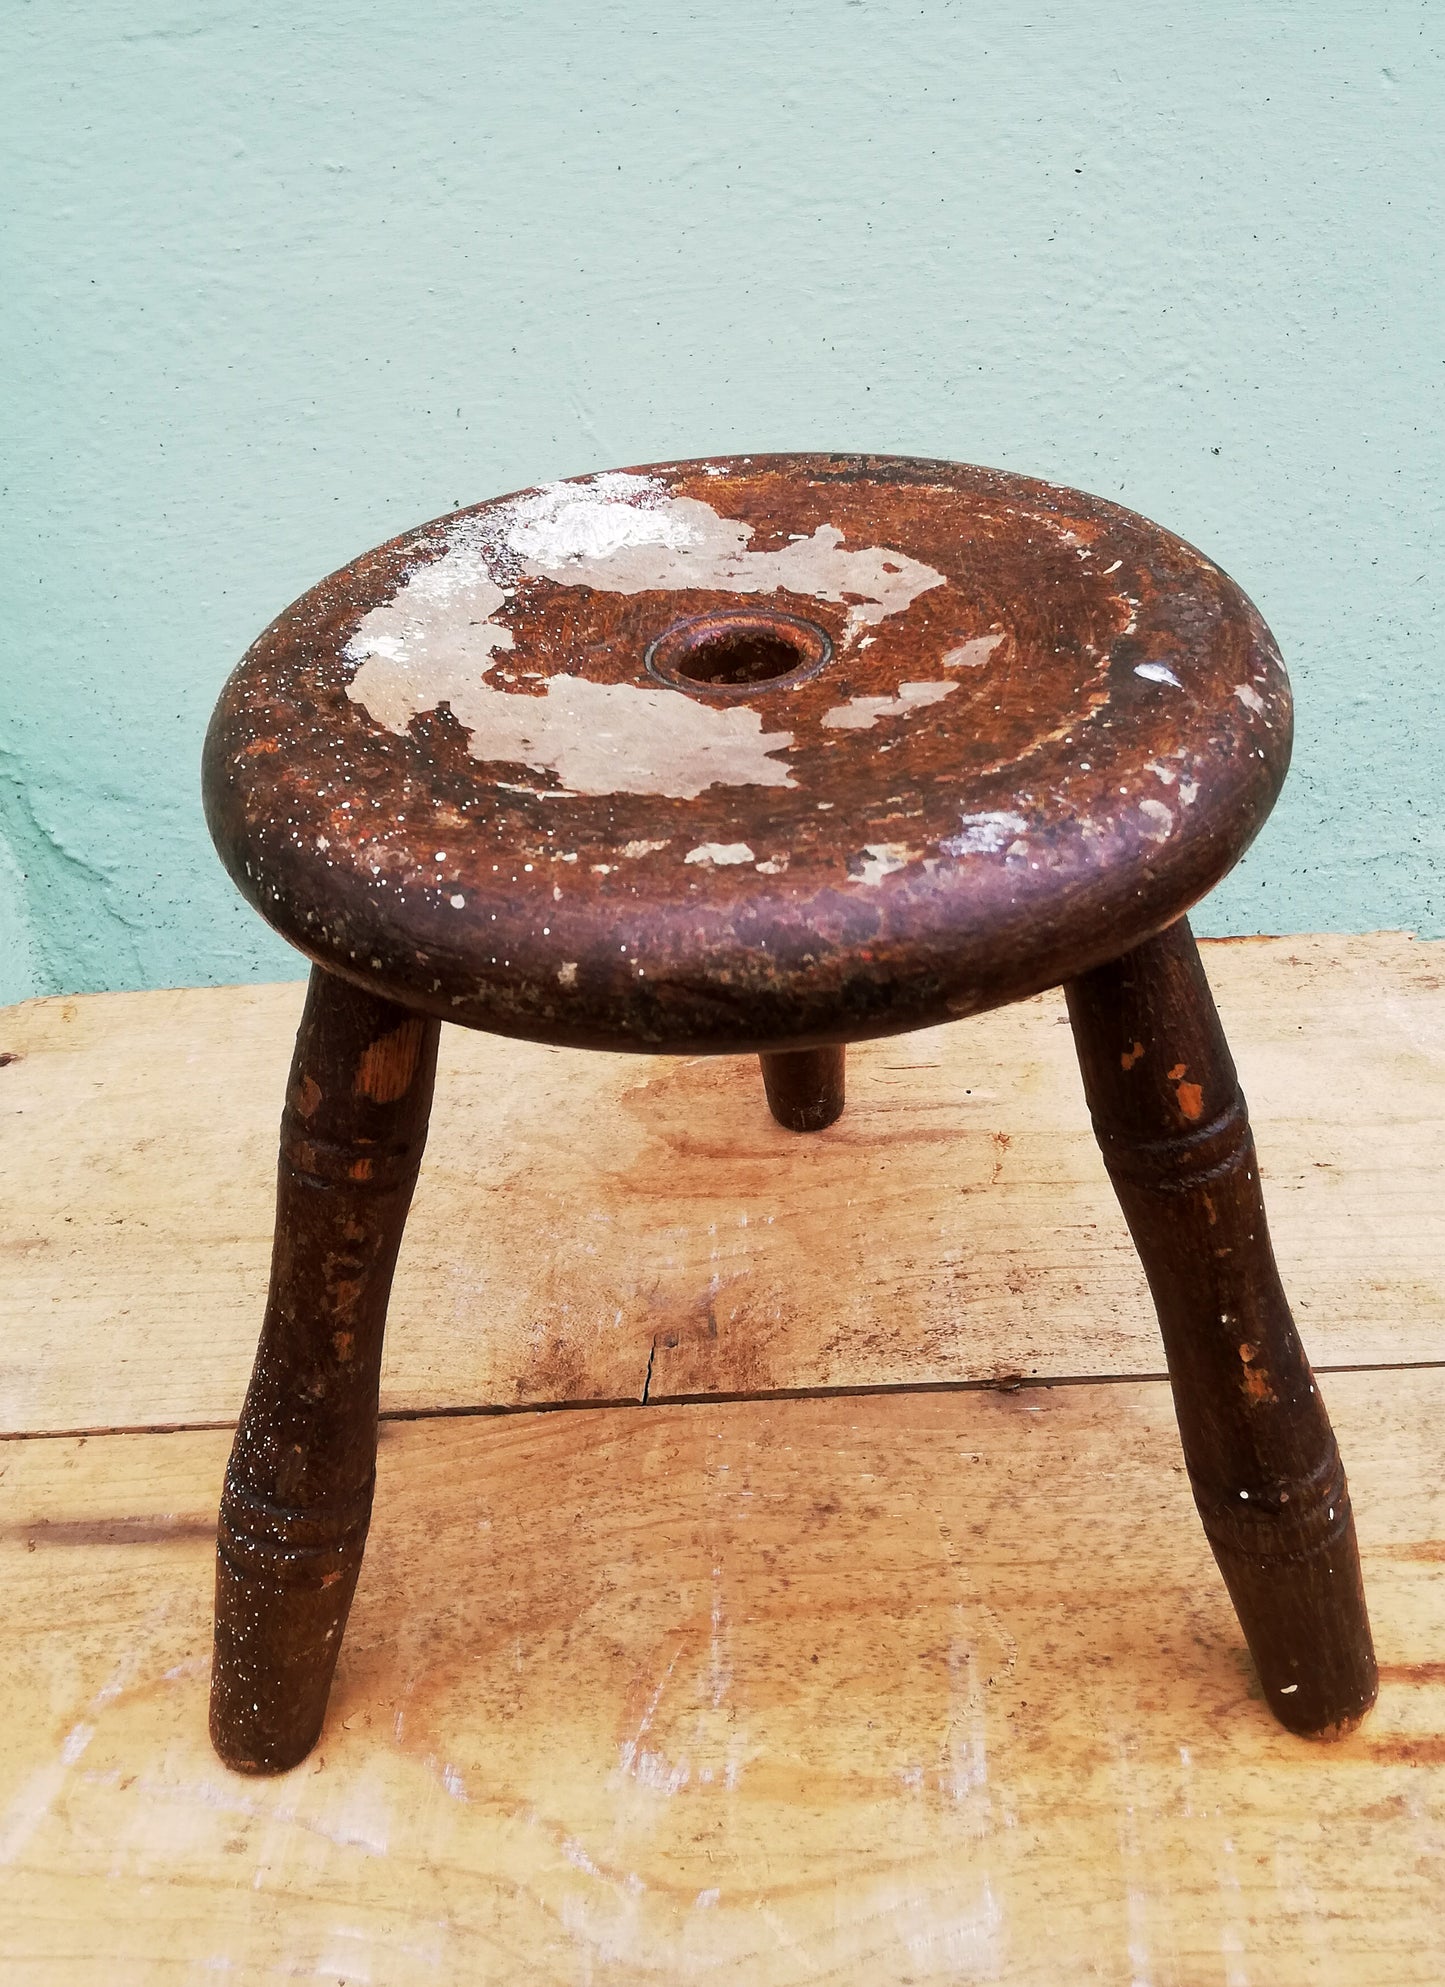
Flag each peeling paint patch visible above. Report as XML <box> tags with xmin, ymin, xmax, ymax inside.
<box><xmin>940</xmin><ymin>811</ymin><xmax>1028</xmax><ymax>857</ymax></box>
<box><xmin>344</xmin><ymin>469</ymin><xmax>948</xmax><ymax>789</ymax></box>
<box><xmin>684</xmin><ymin>842</ymin><xmax>755</xmax><ymax>867</ymax></box>
<box><xmin>1138</xmin><ymin>798</ymin><xmax>1173</xmax><ymax>842</ymax></box>
<box><xmin>507</xmin><ymin>484</ymin><xmax>945</xmax><ymax>645</ymax></box>
<box><xmin>847</xmin><ymin>843</ymin><xmax>912</xmax><ymax>885</ymax></box>
<box><xmin>352</xmin><ymin>672</ymin><xmax>795</xmax><ymax>800</ymax></box>
<box><xmin>942</xmin><ymin>634</ymin><xmax>1004</xmax><ymax>669</ymax></box>
<box><xmin>821</xmin><ymin>681</ymin><xmax>959</xmax><ymax>730</ymax></box>
<box><xmin>1234</xmin><ymin>683</ymin><xmax>1267</xmax><ymax>715</ymax></box>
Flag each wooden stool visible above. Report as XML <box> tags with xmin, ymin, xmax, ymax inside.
<box><xmin>203</xmin><ymin>454</ymin><xmax>1376</xmax><ymax>1772</ymax></box>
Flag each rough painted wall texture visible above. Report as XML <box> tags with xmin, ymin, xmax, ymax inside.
<box><xmin>3</xmin><ymin>1</ymin><xmax>1441</xmax><ymax>1003</ymax></box>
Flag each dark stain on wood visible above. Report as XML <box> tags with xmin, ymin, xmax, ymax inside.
<box><xmin>7</xmin><ymin>1515</ymin><xmax>217</xmax><ymax>1548</ymax></box>
<box><xmin>1376</xmin><ymin>1662</ymin><xmax>1445</xmax><ymax>1686</ymax></box>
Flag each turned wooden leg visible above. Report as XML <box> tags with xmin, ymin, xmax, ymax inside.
<box><xmin>759</xmin><ymin>1045</ymin><xmax>846</xmax><ymax>1131</ymax></box>
<box><xmin>1066</xmin><ymin>917</ymin><xmax>1376</xmax><ymax>1737</ymax></box>
<box><xmin>210</xmin><ymin>967</ymin><xmax>440</xmax><ymax>1773</ymax></box>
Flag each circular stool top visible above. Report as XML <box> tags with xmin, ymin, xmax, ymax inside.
<box><xmin>205</xmin><ymin>454</ymin><xmax>1290</xmax><ymax>1053</ymax></box>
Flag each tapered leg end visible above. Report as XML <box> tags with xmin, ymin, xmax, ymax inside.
<box><xmin>759</xmin><ymin>1045</ymin><xmax>846</xmax><ymax>1132</ymax></box>
<box><xmin>1209</xmin><ymin>1501</ymin><xmax>1377</xmax><ymax>1739</ymax></box>
<box><xmin>209</xmin><ymin>1533</ymin><xmax>363</xmax><ymax>1774</ymax></box>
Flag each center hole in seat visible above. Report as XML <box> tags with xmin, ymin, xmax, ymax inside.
<box><xmin>645</xmin><ymin>608</ymin><xmax>833</xmax><ymax>699</ymax></box>
<box><xmin>675</xmin><ymin>626</ymin><xmax>806</xmax><ymax>686</ymax></box>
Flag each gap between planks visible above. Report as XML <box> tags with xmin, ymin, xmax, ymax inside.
<box><xmin>5</xmin><ymin>1354</ymin><xmax>1444</xmax><ymax>1446</ymax></box>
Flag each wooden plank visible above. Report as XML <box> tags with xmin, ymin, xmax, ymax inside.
<box><xmin>0</xmin><ymin>1368</ymin><xmax>1441</xmax><ymax>1983</ymax></box>
<box><xmin>1</xmin><ymin>934</ymin><xmax>1442</xmax><ymax>1435</ymax></box>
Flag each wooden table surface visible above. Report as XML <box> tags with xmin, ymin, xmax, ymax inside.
<box><xmin>2</xmin><ymin>934</ymin><xmax>1442</xmax><ymax>1982</ymax></box>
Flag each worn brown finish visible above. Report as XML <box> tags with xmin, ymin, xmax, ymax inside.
<box><xmin>1067</xmin><ymin>918</ymin><xmax>1377</xmax><ymax>1735</ymax></box>
<box><xmin>210</xmin><ymin>967</ymin><xmax>439</xmax><ymax>1773</ymax></box>
<box><xmin>758</xmin><ymin>1044</ymin><xmax>846</xmax><ymax>1131</ymax></box>
<box><xmin>203</xmin><ymin>455</ymin><xmax>1289</xmax><ymax>1053</ymax></box>
<box><xmin>200</xmin><ymin>454</ymin><xmax>1371</xmax><ymax>1773</ymax></box>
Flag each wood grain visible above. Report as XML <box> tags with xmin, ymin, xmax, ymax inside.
<box><xmin>1</xmin><ymin>1370</ymin><xmax>1442</xmax><ymax>1984</ymax></box>
<box><xmin>2</xmin><ymin>934</ymin><xmax>1442</xmax><ymax>1435</ymax></box>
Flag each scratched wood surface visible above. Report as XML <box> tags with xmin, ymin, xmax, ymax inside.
<box><xmin>1</xmin><ymin>1371</ymin><xmax>1442</xmax><ymax>1985</ymax></box>
<box><xmin>2</xmin><ymin>933</ymin><xmax>1442</xmax><ymax>1435</ymax></box>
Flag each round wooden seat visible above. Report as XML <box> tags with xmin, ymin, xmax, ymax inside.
<box><xmin>204</xmin><ymin>454</ymin><xmax>1290</xmax><ymax>1053</ymax></box>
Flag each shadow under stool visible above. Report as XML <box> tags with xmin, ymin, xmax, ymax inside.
<box><xmin>202</xmin><ymin>452</ymin><xmax>1376</xmax><ymax>1772</ymax></box>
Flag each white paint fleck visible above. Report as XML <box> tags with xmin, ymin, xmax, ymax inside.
<box><xmin>1138</xmin><ymin>798</ymin><xmax>1173</xmax><ymax>842</ymax></box>
<box><xmin>848</xmin><ymin>843</ymin><xmax>912</xmax><ymax>885</ymax></box>
<box><xmin>1235</xmin><ymin>683</ymin><xmax>1267</xmax><ymax>715</ymax></box>
<box><xmin>620</xmin><ymin>839</ymin><xmax>670</xmax><ymax>858</ymax></box>
<box><xmin>754</xmin><ymin>857</ymin><xmax>787</xmax><ymax>875</ymax></box>
<box><xmin>1135</xmin><ymin>662</ymin><xmax>1183</xmax><ymax>688</ymax></box>
<box><xmin>695</xmin><ymin>1888</ymin><xmax>721</xmax><ymax>1910</ymax></box>
<box><xmin>449</xmin><ymin>893</ymin><xmax>465</xmax><ymax>908</ymax></box>
<box><xmin>940</xmin><ymin>811</ymin><xmax>1029</xmax><ymax>857</ymax></box>
<box><xmin>684</xmin><ymin>841</ymin><xmax>755</xmax><ymax>866</ymax></box>
<box><xmin>557</xmin><ymin>962</ymin><xmax>578</xmax><ymax>987</ymax></box>
<box><xmin>942</xmin><ymin>634</ymin><xmax>1005</xmax><ymax>669</ymax></box>
<box><xmin>822</xmin><ymin>680</ymin><xmax>959</xmax><ymax>730</ymax></box>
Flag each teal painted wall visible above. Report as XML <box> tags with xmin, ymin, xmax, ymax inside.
<box><xmin>4</xmin><ymin>1</ymin><xmax>1441</xmax><ymax>1004</ymax></box>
